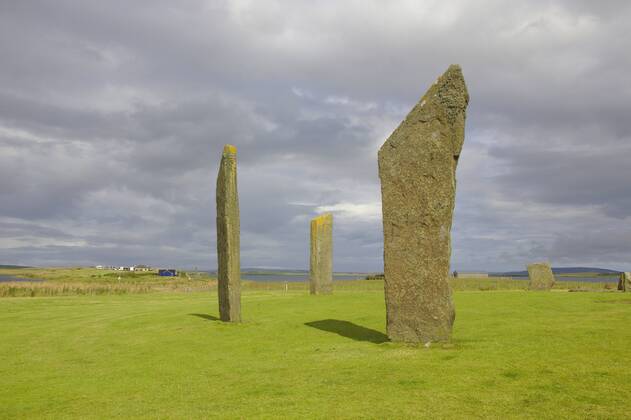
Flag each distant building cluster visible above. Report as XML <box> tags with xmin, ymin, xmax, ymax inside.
<box><xmin>95</xmin><ymin>264</ymin><xmax>152</xmax><ymax>272</ymax></box>
<box><xmin>94</xmin><ymin>265</ymin><xmax>180</xmax><ymax>277</ymax></box>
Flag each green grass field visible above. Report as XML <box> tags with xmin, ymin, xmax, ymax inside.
<box><xmin>1</xmin><ymin>287</ymin><xmax>630</xmax><ymax>418</ymax></box>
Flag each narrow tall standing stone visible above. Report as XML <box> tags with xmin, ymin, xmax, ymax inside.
<box><xmin>310</xmin><ymin>213</ymin><xmax>333</xmax><ymax>295</ymax></box>
<box><xmin>527</xmin><ymin>262</ymin><xmax>555</xmax><ymax>291</ymax></box>
<box><xmin>216</xmin><ymin>144</ymin><xmax>241</xmax><ymax>322</ymax></box>
<box><xmin>378</xmin><ymin>65</ymin><xmax>468</xmax><ymax>344</ymax></box>
<box><xmin>618</xmin><ymin>272</ymin><xmax>630</xmax><ymax>292</ymax></box>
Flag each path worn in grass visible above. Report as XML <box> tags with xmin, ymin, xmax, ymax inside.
<box><xmin>1</xmin><ymin>290</ymin><xmax>630</xmax><ymax>418</ymax></box>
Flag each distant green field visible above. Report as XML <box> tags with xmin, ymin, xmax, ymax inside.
<box><xmin>556</xmin><ymin>272</ymin><xmax>618</xmax><ymax>278</ymax></box>
<box><xmin>1</xmin><ymin>288</ymin><xmax>630</xmax><ymax>418</ymax></box>
<box><xmin>0</xmin><ymin>267</ymin><xmax>618</xmax><ymax>297</ymax></box>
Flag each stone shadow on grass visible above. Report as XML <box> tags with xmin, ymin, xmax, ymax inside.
<box><xmin>189</xmin><ymin>313</ymin><xmax>220</xmax><ymax>321</ymax></box>
<box><xmin>305</xmin><ymin>319</ymin><xmax>389</xmax><ymax>344</ymax></box>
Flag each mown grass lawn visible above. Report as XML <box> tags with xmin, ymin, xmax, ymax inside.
<box><xmin>1</xmin><ymin>289</ymin><xmax>630</xmax><ymax>418</ymax></box>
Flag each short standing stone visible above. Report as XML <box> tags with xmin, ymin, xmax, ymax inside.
<box><xmin>619</xmin><ymin>272</ymin><xmax>630</xmax><ymax>292</ymax></box>
<box><xmin>216</xmin><ymin>144</ymin><xmax>241</xmax><ymax>322</ymax></box>
<box><xmin>310</xmin><ymin>213</ymin><xmax>333</xmax><ymax>295</ymax></box>
<box><xmin>527</xmin><ymin>262</ymin><xmax>555</xmax><ymax>291</ymax></box>
<box><xmin>378</xmin><ymin>65</ymin><xmax>469</xmax><ymax>344</ymax></box>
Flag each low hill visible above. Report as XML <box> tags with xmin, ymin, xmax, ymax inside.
<box><xmin>495</xmin><ymin>266</ymin><xmax>620</xmax><ymax>277</ymax></box>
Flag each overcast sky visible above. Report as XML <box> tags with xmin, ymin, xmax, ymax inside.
<box><xmin>1</xmin><ymin>1</ymin><xmax>630</xmax><ymax>272</ymax></box>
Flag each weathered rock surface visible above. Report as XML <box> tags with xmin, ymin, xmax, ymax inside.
<box><xmin>378</xmin><ymin>65</ymin><xmax>469</xmax><ymax>344</ymax></box>
<box><xmin>527</xmin><ymin>262</ymin><xmax>555</xmax><ymax>290</ymax></box>
<box><xmin>310</xmin><ymin>213</ymin><xmax>333</xmax><ymax>295</ymax></box>
<box><xmin>216</xmin><ymin>144</ymin><xmax>241</xmax><ymax>322</ymax></box>
<box><xmin>619</xmin><ymin>272</ymin><xmax>630</xmax><ymax>292</ymax></box>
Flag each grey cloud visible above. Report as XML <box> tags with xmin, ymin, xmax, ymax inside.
<box><xmin>1</xmin><ymin>1</ymin><xmax>630</xmax><ymax>271</ymax></box>
<box><xmin>490</xmin><ymin>142</ymin><xmax>631</xmax><ymax>218</ymax></box>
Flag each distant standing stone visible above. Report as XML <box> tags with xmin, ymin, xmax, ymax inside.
<box><xmin>216</xmin><ymin>144</ymin><xmax>241</xmax><ymax>322</ymax></box>
<box><xmin>618</xmin><ymin>272</ymin><xmax>630</xmax><ymax>292</ymax></box>
<box><xmin>310</xmin><ymin>213</ymin><xmax>333</xmax><ymax>295</ymax></box>
<box><xmin>378</xmin><ymin>65</ymin><xmax>469</xmax><ymax>344</ymax></box>
<box><xmin>527</xmin><ymin>262</ymin><xmax>555</xmax><ymax>291</ymax></box>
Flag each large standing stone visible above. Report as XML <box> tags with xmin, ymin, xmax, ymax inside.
<box><xmin>310</xmin><ymin>213</ymin><xmax>333</xmax><ymax>295</ymax></box>
<box><xmin>378</xmin><ymin>65</ymin><xmax>468</xmax><ymax>344</ymax></box>
<box><xmin>216</xmin><ymin>144</ymin><xmax>241</xmax><ymax>322</ymax></box>
<box><xmin>618</xmin><ymin>272</ymin><xmax>630</xmax><ymax>292</ymax></box>
<box><xmin>527</xmin><ymin>262</ymin><xmax>555</xmax><ymax>291</ymax></box>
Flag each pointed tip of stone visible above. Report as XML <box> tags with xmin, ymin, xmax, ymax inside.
<box><xmin>439</xmin><ymin>64</ymin><xmax>463</xmax><ymax>80</ymax></box>
<box><xmin>445</xmin><ymin>64</ymin><xmax>463</xmax><ymax>75</ymax></box>
<box><xmin>378</xmin><ymin>64</ymin><xmax>469</xmax><ymax>157</ymax></box>
<box><xmin>223</xmin><ymin>144</ymin><xmax>237</xmax><ymax>155</ymax></box>
<box><xmin>435</xmin><ymin>64</ymin><xmax>466</xmax><ymax>92</ymax></box>
<box><xmin>419</xmin><ymin>63</ymin><xmax>469</xmax><ymax>119</ymax></box>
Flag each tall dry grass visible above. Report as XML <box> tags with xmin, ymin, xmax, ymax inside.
<box><xmin>449</xmin><ymin>277</ymin><xmax>617</xmax><ymax>291</ymax></box>
<box><xmin>0</xmin><ymin>276</ymin><xmax>618</xmax><ymax>297</ymax></box>
<box><xmin>0</xmin><ymin>282</ymin><xmax>151</xmax><ymax>297</ymax></box>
